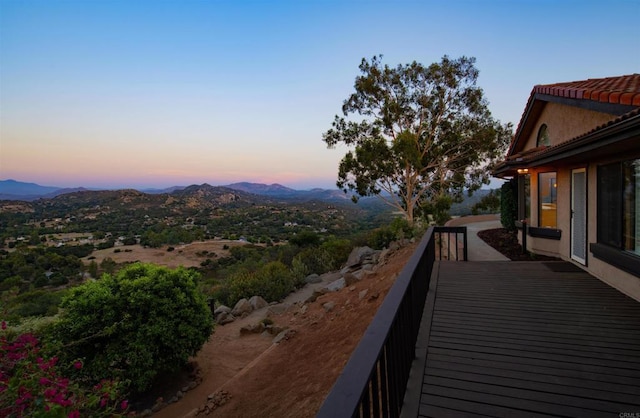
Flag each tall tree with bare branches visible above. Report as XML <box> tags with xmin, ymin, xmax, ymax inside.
<box><xmin>323</xmin><ymin>55</ymin><xmax>512</xmax><ymax>225</ymax></box>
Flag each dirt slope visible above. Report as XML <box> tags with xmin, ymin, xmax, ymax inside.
<box><xmin>153</xmin><ymin>241</ymin><xmax>418</xmax><ymax>418</ymax></box>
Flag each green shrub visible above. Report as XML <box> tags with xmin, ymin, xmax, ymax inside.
<box><xmin>368</xmin><ymin>226</ymin><xmax>396</xmax><ymax>250</ymax></box>
<box><xmin>320</xmin><ymin>238</ymin><xmax>353</xmax><ymax>269</ymax></box>
<box><xmin>289</xmin><ymin>231</ymin><xmax>320</xmax><ymax>247</ymax></box>
<box><xmin>227</xmin><ymin>261</ymin><xmax>295</xmax><ymax>304</ymax></box>
<box><xmin>3</xmin><ymin>289</ymin><xmax>65</xmax><ymax>323</ymax></box>
<box><xmin>292</xmin><ymin>248</ymin><xmax>335</xmax><ymax>276</ymax></box>
<box><xmin>500</xmin><ymin>179</ymin><xmax>517</xmax><ymax>231</ymax></box>
<box><xmin>290</xmin><ymin>257</ymin><xmax>309</xmax><ymax>285</ymax></box>
<box><xmin>421</xmin><ymin>195</ymin><xmax>453</xmax><ymax>226</ymax></box>
<box><xmin>46</xmin><ymin>263</ymin><xmax>213</xmax><ymax>394</ymax></box>
<box><xmin>389</xmin><ymin>217</ymin><xmax>414</xmax><ymax>239</ymax></box>
<box><xmin>471</xmin><ymin>190</ymin><xmax>501</xmax><ymax>215</ymax></box>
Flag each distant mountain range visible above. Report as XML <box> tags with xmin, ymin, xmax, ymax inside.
<box><xmin>0</xmin><ymin>179</ymin><xmax>348</xmax><ymax>202</ymax></box>
<box><xmin>0</xmin><ymin>179</ymin><xmax>93</xmax><ymax>201</ymax></box>
<box><xmin>0</xmin><ymin>179</ymin><xmax>496</xmax><ymax>217</ymax></box>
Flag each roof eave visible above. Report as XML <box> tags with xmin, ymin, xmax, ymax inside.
<box><xmin>529</xmin><ymin>112</ymin><xmax>640</xmax><ymax>166</ymax></box>
<box><xmin>507</xmin><ymin>92</ymin><xmax>637</xmax><ymax>158</ymax></box>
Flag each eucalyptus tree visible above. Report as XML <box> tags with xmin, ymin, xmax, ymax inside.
<box><xmin>323</xmin><ymin>55</ymin><xmax>512</xmax><ymax>225</ymax></box>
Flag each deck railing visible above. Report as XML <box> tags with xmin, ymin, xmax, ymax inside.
<box><xmin>434</xmin><ymin>226</ymin><xmax>468</xmax><ymax>261</ymax></box>
<box><xmin>316</xmin><ymin>226</ymin><xmax>467</xmax><ymax>418</ymax></box>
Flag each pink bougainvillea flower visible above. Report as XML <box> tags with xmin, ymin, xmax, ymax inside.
<box><xmin>68</xmin><ymin>410</ymin><xmax>80</xmax><ymax>418</ymax></box>
<box><xmin>73</xmin><ymin>361</ymin><xmax>83</xmax><ymax>370</ymax></box>
<box><xmin>1</xmin><ymin>321</ymin><xmax>6</xmax><ymax>330</ymax></box>
<box><xmin>120</xmin><ymin>400</ymin><xmax>128</xmax><ymax>410</ymax></box>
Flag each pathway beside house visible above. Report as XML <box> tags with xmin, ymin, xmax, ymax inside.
<box><xmin>445</xmin><ymin>215</ymin><xmax>509</xmax><ymax>262</ymax></box>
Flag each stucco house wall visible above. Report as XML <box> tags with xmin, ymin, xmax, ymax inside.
<box><xmin>497</xmin><ymin>74</ymin><xmax>640</xmax><ymax>302</ymax></box>
<box><xmin>521</xmin><ymin>102</ymin><xmax>616</xmax><ymax>150</ymax></box>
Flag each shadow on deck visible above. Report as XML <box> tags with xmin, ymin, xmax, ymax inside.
<box><xmin>408</xmin><ymin>261</ymin><xmax>640</xmax><ymax>418</ymax></box>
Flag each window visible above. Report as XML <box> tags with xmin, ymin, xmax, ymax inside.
<box><xmin>518</xmin><ymin>174</ymin><xmax>531</xmax><ymax>222</ymax></box>
<box><xmin>539</xmin><ymin>172</ymin><xmax>557</xmax><ymax>228</ymax></box>
<box><xmin>537</xmin><ymin>124</ymin><xmax>550</xmax><ymax>146</ymax></box>
<box><xmin>597</xmin><ymin>159</ymin><xmax>639</xmax><ymax>256</ymax></box>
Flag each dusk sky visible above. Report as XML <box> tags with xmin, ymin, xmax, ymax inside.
<box><xmin>1</xmin><ymin>0</ymin><xmax>639</xmax><ymax>190</ymax></box>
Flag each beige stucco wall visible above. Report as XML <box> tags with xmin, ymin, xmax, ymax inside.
<box><xmin>528</xmin><ymin>236</ymin><xmax>560</xmax><ymax>257</ymax></box>
<box><xmin>521</xmin><ymin>164</ymin><xmax>640</xmax><ymax>302</ymax></box>
<box><xmin>588</xmin><ymin>258</ymin><xmax>640</xmax><ymax>302</ymax></box>
<box><xmin>521</xmin><ymin>102</ymin><xmax>616</xmax><ymax>150</ymax></box>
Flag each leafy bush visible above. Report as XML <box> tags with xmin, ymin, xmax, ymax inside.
<box><xmin>472</xmin><ymin>190</ymin><xmax>501</xmax><ymax>215</ymax></box>
<box><xmin>121</xmin><ymin>237</ymin><xmax>137</xmax><ymax>246</ymax></box>
<box><xmin>2</xmin><ymin>289</ymin><xmax>66</xmax><ymax>324</ymax></box>
<box><xmin>290</xmin><ymin>257</ymin><xmax>309</xmax><ymax>285</ymax></box>
<box><xmin>46</xmin><ymin>263</ymin><xmax>213</xmax><ymax>394</ymax></box>
<box><xmin>49</xmin><ymin>244</ymin><xmax>95</xmax><ymax>258</ymax></box>
<box><xmin>320</xmin><ymin>238</ymin><xmax>353</xmax><ymax>269</ymax></box>
<box><xmin>389</xmin><ymin>217</ymin><xmax>415</xmax><ymax>240</ymax></box>
<box><xmin>227</xmin><ymin>261</ymin><xmax>295</xmax><ymax>304</ymax></box>
<box><xmin>292</xmin><ymin>248</ymin><xmax>335</xmax><ymax>277</ymax></box>
<box><xmin>289</xmin><ymin>231</ymin><xmax>320</xmax><ymax>247</ymax></box>
<box><xmin>0</xmin><ymin>325</ymin><xmax>128</xmax><ymax>417</ymax></box>
<box><xmin>421</xmin><ymin>195</ymin><xmax>453</xmax><ymax>226</ymax></box>
<box><xmin>367</xmin><ymin>226</ymin><xmax>396</xmax><ymax>250</ymax></box>
<box><xmin>95</xmin><ymin>240</ymin><xmax>115</xmax><ymax>250</ymax></box>
<box><xmin>500</xmin><ymin>179</ymin><xmax>517</xmax><ymax>231</ymax></box>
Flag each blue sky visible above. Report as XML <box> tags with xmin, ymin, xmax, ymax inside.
<box><xmin>1</xmin><ymin>0</ymin><xmax>639</xmax><ymax>189</ymax></box>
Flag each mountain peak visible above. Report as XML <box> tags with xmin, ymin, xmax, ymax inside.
<box><xmin>225</xmin><ymin>182</ymin><xmax>296</xmax><ymax>195</ymax></box>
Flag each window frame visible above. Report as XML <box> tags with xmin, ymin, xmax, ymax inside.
<box><xmin>538</xmin><ymin>171</ymin><xmax>557</xmax><ymax>228</ymax></box>
<box><xmin>593</xmin><ymin>158</ymin><xmax>640</xmax><ymax>277</ymax></box>
<box><xmin>518</xmin><ymin>174</ymin><xmax>531</xmax><ymax>223</ymax></box>
<box><xmin>536</xmin><ymin>124</ymin><xmax>550</xmax><ymax>147</ymax></box>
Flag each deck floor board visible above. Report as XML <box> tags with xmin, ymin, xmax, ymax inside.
<box><xmin>417</xmin><ymin>261</ymin><xmax>640</xmax><ymax>417</ymax></box>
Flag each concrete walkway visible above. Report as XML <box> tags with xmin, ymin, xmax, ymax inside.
<box><xmin>460</xmin><ymin>220</ymin><xmax>509</xmax><ymax>261</ymax></box>
<box><xmin>446</xmin><ymin>215</ymin><xmax>510</xmax><ymax>262</ymax></box>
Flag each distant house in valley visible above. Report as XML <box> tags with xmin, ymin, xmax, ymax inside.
<box><xmin>494</xmin><ymin>74</ymin><xmax>640</xmax><ymax>300</ymax></box>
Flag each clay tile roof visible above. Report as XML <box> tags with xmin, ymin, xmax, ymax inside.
<box><xmin>498</xmin><ymin>107</ymin><xmax>640</xmax><ymax>174</ymax></box>
<box><xmin>507</xmin><ymin>74</ymin><xmax>640</xmax><ymax>156</ymax></box>
<box><xmin>533</xmin><ymin>73</ymin><xmax>640</xmax><ymax>105</ymax></box>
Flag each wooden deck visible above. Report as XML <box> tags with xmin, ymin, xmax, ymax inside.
<box><xmin>414</xmin><ymin>261</ymin><xmax>640</xmax><ymax>418</ymax></box>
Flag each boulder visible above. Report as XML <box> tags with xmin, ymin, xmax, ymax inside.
<box><xmin>273</xmin><ymin>329</ymin><xmax>295</xmax><ymax>344</ymax></box>
<box><xmin>345</xmin><ymin>246</ymin><xmax>377</xmax><ymax>268</ymax></box>
<box><xmin>216</xmin><ymin>312</ymin><xmax>236</xmax><ymax>325</ymax></box>
<box><xmin>378</xmin><ymin>247</ymin><xmax>391</xmax><ymax>264</ymax></box>
<box><xmin>323</xmin><ymin>301</ymin><xmax>335</xmax><ymax>312</ymax></box>
<box><xmin>213</xmin><ymin>305</ymin><xmax>231</xmax><ymax>316</ymax></box>
<box><xmin>305</xmin><ymin>289</ymin><xmax>325</xmax><ymax>304</ymax></box>
<box><xmin>248</xmin><ymin>295</ymin><xmax>268</xmax><ymax>310</ymax></box>
<box><xmin>320</xmin><ymin>271</ymin><xmax>342</xmax><ymax>282</ymax></box>
<box><xmin>267</xmin><ymin>303</ymin><xmax>290</xmax><ymax>316</ymax></box>
<box><xmin>231</xmin><ymin>298</ymin><xmax>252</xmax><ymax>316</ymax></box>
<box><xmin>343</xmin><ymin>272</ymin><xmax>360</xmax><ymax>286</ymax></box>
<box><xmin>362</xmin><ymin>263</ymin><xmax>375</xmax><ymax>271</ymax></box>
<box><xmin>240</xmin><ymin>323</ymin><xmax>265</xmax><ymax>335</ymax></box>
<box><xmin>304</xmin><ymin>273</ymin><xmax>322</xmax><ymax>284</ymax></box>
<box><xmin>325</xmin><ymin>277</ymin><xmax>345</xmax><ymax>292</ymax></box>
